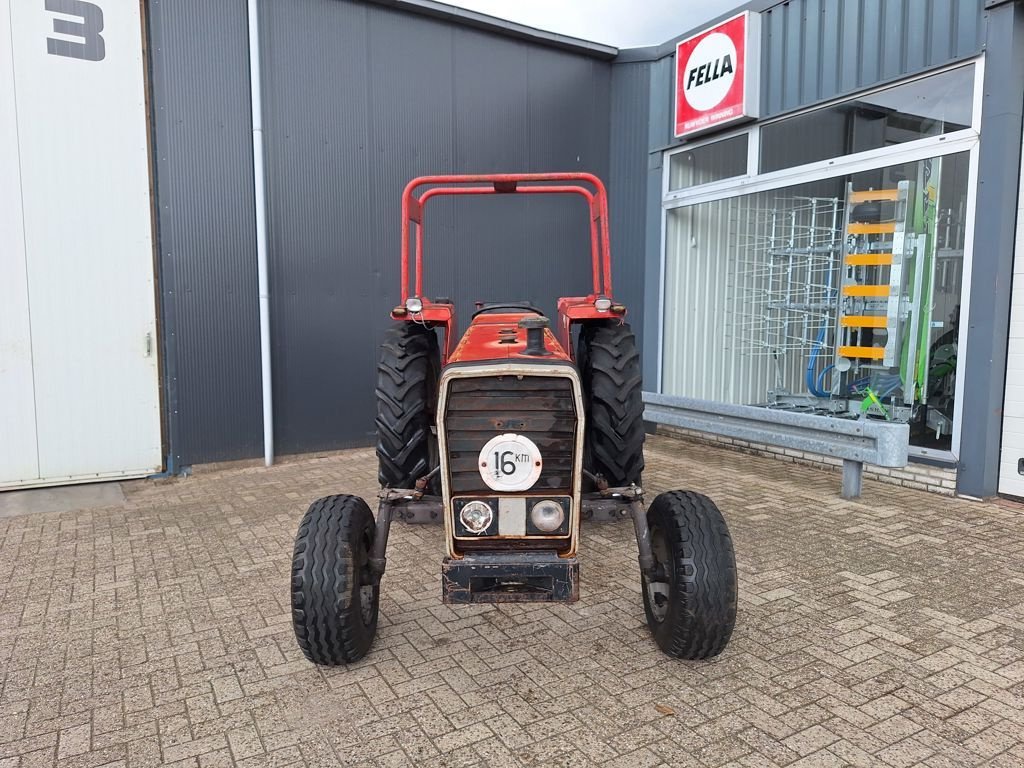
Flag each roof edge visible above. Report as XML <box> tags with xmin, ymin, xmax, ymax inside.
<box><xmin>614</xmin><ymin>0</ymin><xmax>781</xmax><ymax>63</ymax></box>
<box><xmin>362</xmin><ymin>0</ymin><xmax>619</xmax><ymax>59</ymax></box>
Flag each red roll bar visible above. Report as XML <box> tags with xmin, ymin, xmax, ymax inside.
<box><xmin>400</xmin><ymin>173</ymin><xmax>613</xmax><ymax>303</ymax></box>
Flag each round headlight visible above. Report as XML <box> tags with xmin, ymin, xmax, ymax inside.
<box><xmin>406</xmin><ymin>296</ymin><xmax>424</xmax><ymax>313</ymax></box>
<box><xmin>530</xmin><ymin>499</ymin><xmax>565</xmax><ymax>533</ymax></box>
<box><xmin>460</xmin><ymin>500</ymin><xmax>493</xmax><ymax>534</ymax></box>
<box><xmin>594</xmin><ymin>297</ymin><xmax>612</xmax><ymax>312</ymax></box>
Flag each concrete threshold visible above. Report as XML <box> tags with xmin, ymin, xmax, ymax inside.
<box><xmin>0</xmin><ymin>481</ymin><xmax>126</xmax><ymax>519</ymax></box>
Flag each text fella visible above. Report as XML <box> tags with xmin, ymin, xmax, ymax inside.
<box><xmin>687</xmin><ymin>55</ymin><xmax>735</xmax><ymax>89</ymax></box>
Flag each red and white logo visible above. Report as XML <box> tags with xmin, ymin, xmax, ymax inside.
<box><xmin>675</xmin><ymin>12</ymin><xmax>760</xmax><ymax>138</ymax></box>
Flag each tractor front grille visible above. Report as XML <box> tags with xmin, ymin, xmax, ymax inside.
<box><xmin>443</xmin><ymin>375</ymin><xmax>577</xmax><ymax>496</ymax></box>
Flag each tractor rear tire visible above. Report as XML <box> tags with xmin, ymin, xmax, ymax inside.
<box><xmin>291</xmin><ymin>494</ymin><xmax>379</xmax><ymax>665</ymax></box>
<box><xmin>642</xmin><ymin>491</ymin><xmax>737</xmax><ymax>659</ymax></box>
<box><xmin>577</xmin><ymin>321</ymin><xmax>645</xmax><ymax>487</ymax></box>
<box><xmin>376</xmin><ymin>323</ymin><xmax>440</xmax><ymax>489</ymax></box>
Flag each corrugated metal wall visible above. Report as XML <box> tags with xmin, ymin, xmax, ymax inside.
<box><xmin>760</xmin><ymin>0</ymin><xmax>986</xmax><ymax>116</ymax></box>
<box><xmin>148</xmin><ymin>0</ymin><xmax>264</xmax><ymax>465</ymax></box>
<box><xmin>609</xmin><ymin>62</ymin><xmax>652</xmax><ymax>363</ymax></box>
<box><xmin>259</xmin><ymin>0</ymin><xmax>611</xmax><ymax>455</ymax></box>
<box><xmin>608</xmin><ymin>57</ymin><xmax>674</xmax><ymax>387</ymax></box>
<box><xmin>149</xmin><ymin>0</ymin><xmax>614</xmax><ymax>463</ymax></box>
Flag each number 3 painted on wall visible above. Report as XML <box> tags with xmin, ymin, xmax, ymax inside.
<box><xmin>46</xmin><ymin>0</ymin><xmax>105</xmax><ymax>61</ymax></box>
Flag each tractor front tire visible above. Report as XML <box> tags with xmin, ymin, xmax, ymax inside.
<box><xmin>578</xmin><ymin>321</ymin><xmax>645</xmax><ymax>487</ymax></box>
<box><xmin>291</xmin><ymin>495</ymin><xmax>379</xmax><ymax>665</ymax></box>
<box><xmin>376</xmin><ymin>323</ymin><xmax>439</xmax><ymax>489</ymax></box>
<box><xmin>642</xmin><ymin>491</ymin><xmax>737</xmax><ymax>659</ymax></box>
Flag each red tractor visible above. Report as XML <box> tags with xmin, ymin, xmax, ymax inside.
<box><xmin>291</xmin><ymin>173</ymin><xmax>736</xmax><ymax>663</ymax></box>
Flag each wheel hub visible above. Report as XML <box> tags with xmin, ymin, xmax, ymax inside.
<box><xmin>359</xmin><ymin>584</ymin><xmax>376</xmax><ymax>626</ymax></box>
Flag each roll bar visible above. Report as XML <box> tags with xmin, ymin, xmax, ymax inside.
<box><xmin>400</xmin><ymin>173</ymin><xmax>613</xmax><ymax>303</ymax></box>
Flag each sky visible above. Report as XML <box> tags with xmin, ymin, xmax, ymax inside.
<box><xmin>441</xmin><ymin>0</ymin><xmax>746</xmax><ymax>48</ymax></box>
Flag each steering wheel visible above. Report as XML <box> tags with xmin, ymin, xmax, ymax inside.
<box><xmin>472</xmin><ymin>302</ymin><xmax>545</xmax><ymax>318</ymax></box>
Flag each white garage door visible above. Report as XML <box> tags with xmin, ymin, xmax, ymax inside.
<box><xmin>999</xmin><ymin>136</ymin><xmax>1024</xmax><ymax>498</ymax></box>
<box><xmin>0</xmin><ymin>0</ymin><xmax>161</xmax><ymax>489</ymax></box>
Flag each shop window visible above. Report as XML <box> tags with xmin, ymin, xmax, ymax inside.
<box><xmin>662</xmin><ymin>151</ymin><xmax>969</xmax><ymax>453</ymax></box>
<box><xmin>759</xmin><ymin>66</ymin><xmax>974</xmax><ymax>174</ymax></box>
<box><xmin>668</xmin><ymin>134</ymin><xmax>748</xmax><ymax>191</ymax></box>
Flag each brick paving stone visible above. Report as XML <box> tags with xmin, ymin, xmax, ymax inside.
<box><xmin>57</xmin><ymin>724</ymin><xmax>92</xmax><ymax>760</ymax></box>
<box><xmin>0</xmin><ymin>435</ymin><xmax>1023</xmax><ymax>767</ymax></box>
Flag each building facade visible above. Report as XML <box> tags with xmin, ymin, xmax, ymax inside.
<box><xmin>2</xmin><ymin>0</ymin><xmax>1022</xmax><ymax>500</ymax></box>
<box><xmin>613</xmin><ymin>0</ymin><xmax>1024</xmax><ymax>498</ymax></box>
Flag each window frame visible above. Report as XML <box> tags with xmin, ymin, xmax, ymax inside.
<box><xmin>656</xmin><ymin>56</ymin><xmax>985</xmax><ymax>463</ymax></box>
<box><xmin>663</xmin><ymin>129</ymin><xmax>757</xmax><ymax>194</ymax></box>
<box><xmin>662</xmin><ymin>114</ymin><xmax>751</xmax><ymax>201</ymax></box>
<box><xmin>662</xmin><ymin>59</ymin><xmax>983</xmax><ymax>205</ymax></box>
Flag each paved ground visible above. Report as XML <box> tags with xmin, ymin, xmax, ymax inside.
<box><xmin>2</xmin><ymin>435</ymin><xmax>1024</xmax><ymax>768</ymax></box>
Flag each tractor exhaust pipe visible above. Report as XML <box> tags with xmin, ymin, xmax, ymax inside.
<box><xmin>519</xmin><ymin>317</ymin><xmax>553</xmax><ymax>356</ymax></box>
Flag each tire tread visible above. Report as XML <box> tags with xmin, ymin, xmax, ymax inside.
<box><xmin>376</xmin><ymin>324</ymin><xmax>439</xmax><ymax>488</ymax></box>
<box><xmin>643</xmin><ymin>490</ymin><xmax>737</xmax><ymax>660</ymax></box>
<box><xmin>291</xmin><ymin>494</ymin><xmax>378</xmax><ymax>665</ymax></box>
<box><xmin>578</xmin><ymin>321</ymin><xmax>645</xmax><ymax>486</ymax></box>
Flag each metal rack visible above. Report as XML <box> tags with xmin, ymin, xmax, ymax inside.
<box><xmin>729</xmin><ymin>196</ymin><xmax>843</xmax><ymax>358</ymax></box>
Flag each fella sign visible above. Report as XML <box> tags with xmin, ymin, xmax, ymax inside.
<box><xmin>675</xmin><ymin>11</ymin><xmax>760</xmax><ymax>138</ymax></box>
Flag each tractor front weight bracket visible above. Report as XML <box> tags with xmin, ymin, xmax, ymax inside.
<box><xmin>377</xmin><ymin>488</ymin><xmax>444</xmax><ymax>523</ymax></box>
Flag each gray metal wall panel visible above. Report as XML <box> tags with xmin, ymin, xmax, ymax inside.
<box><xmin>956</xmin><ymin>0</ymin><xmax>982</xmax><ymax>55</ymax></box>
<box><xmin>838</xmin><ymin>0</ymin><xmax>860</xmax><ymax>95</ymax></box>
<box><xmin>147</xmin><ymin>0</ymin><xmax>263</xmax><ymax>465</ymax></box>
<box><xmin>610</xmin><ymin>62</ymin><xmax>652</xmax><ymax>350</ymax></box>
<box><xmin>608</xmin><ymin>57</ymin><xmax>672</xmax><ymax>389</ymax></box>
<box><xmin>759</xmin><ymin>0</ymin><xmax>986</xmax><ymax>116</ymax></box>
<box><xmin>764</xmin><ymin>9</ymin><xmax>786</xmax><ymax>115</ymax></box>
<box><xmin>256</xmin><ymin>0</ymin><xmax>379</xmax><ymax>454</ymax></box>
<box><xmin>930</xmin><ymin>0</ymin><xmax>956</xmax><ymax>59</ymax></box>
<box><xmin>819</xmin><ymin>0</ymin><xmax>841</xmax><ymax>96</ymax></box>
<box><xmin>881</xmin><ymin>1</ymin><xmax>906</xmax><ymax>81</ymax></box>
<box><xmin>782</xmin><ymin>1</ymin><xmax>803</xmax><ymax>110</ymax></box>
<box><xmin>801</xmin><ymin>0</ymin><xmax>822</xmax><ymax>104</ymax></box>
<box><xmin>645</xmin><ymin>57</ymin><xmax>674</xmax><ymax>387</ymax></box>
<box><xmin>257</xmin><ymin>0</ymin><xmax>612</xmax><ymax>455</ymax></box>
<box><xmin>859</xmin><ymin>0</ymin><xmax>882</xmax><ymax>86</ymax></box>
<box><xmin>905</xmin><ymin>0</ymin><xmax>928</xmax><ymax>73</ymax></box>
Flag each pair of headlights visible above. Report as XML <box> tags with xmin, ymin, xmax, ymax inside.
<box><xmin>460</xmin><ymin>498</ymin><xmax>565</xmax><ymax>534</ymax></box>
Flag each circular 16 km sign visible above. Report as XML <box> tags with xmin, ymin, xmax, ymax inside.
<box><xmin>478</xmin><ymin>433</ymin><xmax>543</xmax><ymax>492</ymax></box>
<box><xmin>675</xmin><ymin>11</ymin><xmax>759</xmax><ymax>138</ymax></box>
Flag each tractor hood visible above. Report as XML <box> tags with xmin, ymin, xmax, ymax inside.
<box><xmin>447</xmin><ymin>313</ymin><xmax>572</xmax><ymax>364</ymax></box>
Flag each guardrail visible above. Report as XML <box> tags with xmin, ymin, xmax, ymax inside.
<box><xmin>642</xmin><ymin>393</ymin><xmax>909</xmax><ymax>499</ymax></box>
